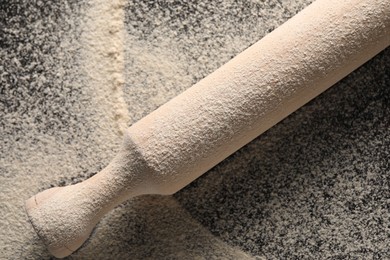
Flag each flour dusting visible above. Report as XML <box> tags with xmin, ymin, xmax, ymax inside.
<box><xmin>81</xmin><ymin>0</ymin><xmax>130</xmax><ymax>135</ymax></box>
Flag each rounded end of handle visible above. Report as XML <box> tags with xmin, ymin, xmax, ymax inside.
<box><xmin>25</xmin><ymin>186</ymin><xmax>94</xmax><ymax>258</ymax></box>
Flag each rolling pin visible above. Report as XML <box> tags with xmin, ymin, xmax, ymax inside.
<box><xmin>25</xmin><ymin>0</ymin><xmax>390</xmax><ymax>258</ymax></box>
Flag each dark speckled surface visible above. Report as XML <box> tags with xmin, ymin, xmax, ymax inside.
<box><xmin>1</xmin><ymin>0</ymin><xmax>389</xmax><ymax>259</ymax></box>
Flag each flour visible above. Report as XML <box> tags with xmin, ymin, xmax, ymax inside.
<box><xmin>4</xmin><ymin>0</ymin><xmax>388</xmax><ymax>259</ymax></box>
<box><xmin>81</xmin><ymin>0</ymin><xmax>130</xmax><ymax>135</ymax></box>
<box><xmin>0</xmin><ymin>0</ymin><xmax>127</xmax><ymax>258</ymax></box>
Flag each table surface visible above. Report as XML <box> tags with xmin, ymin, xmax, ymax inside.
<box><xmin>1</xmin><ymin>0</ymin><xmax>389</xmax><ymax>259</ymax></box>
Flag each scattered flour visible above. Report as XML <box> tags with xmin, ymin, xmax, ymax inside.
<box><xmin>80</xmin><ymin>0</ymin><xmax>130</xmax><ymax>135</ymax></box>
<box><xmin>0</xmin><ymin>0</ymin><xmax>129</xmax><ymax>258</ymax></box>
<box><xmin>1</xmin><ymin>0</ymin><xmax>254</xmax><ymax>258</ymax></box>
<box><xmin>7</xmin><ymin>0</ymin><xmax>387</xmax><ymax>259</ymax></box>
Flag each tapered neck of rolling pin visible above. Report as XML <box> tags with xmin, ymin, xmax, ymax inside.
<box><xmin>78</xmin><ymin>136</ymin><xmax>156</xmax><ymax>213</ymax></box>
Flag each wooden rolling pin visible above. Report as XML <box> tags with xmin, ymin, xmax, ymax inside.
<box><xmin>26</xmin><ymin>0</ymin><xmax>389</xmax><ymax>258</ymax></box>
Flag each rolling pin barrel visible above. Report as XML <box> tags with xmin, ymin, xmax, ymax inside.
<box><xmin>128</xmin><ymin>0</ymin><xmax>390</xmax><ymax>194</ymax></box>
<box><xmin>25</xmin><ymin>0</ymin><xmax>390</xmax><ymax>258</ymax></box>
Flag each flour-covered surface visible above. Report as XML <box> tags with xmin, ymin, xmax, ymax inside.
<box><xmin>0</xmin><ymin>1</ymin><xmax>127</xmax><ymax>259</ymax></box>
<box><xmin>1</xmin><ymin>0</ymin><xmax>388</xmax><ymax>259</ymax></box>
